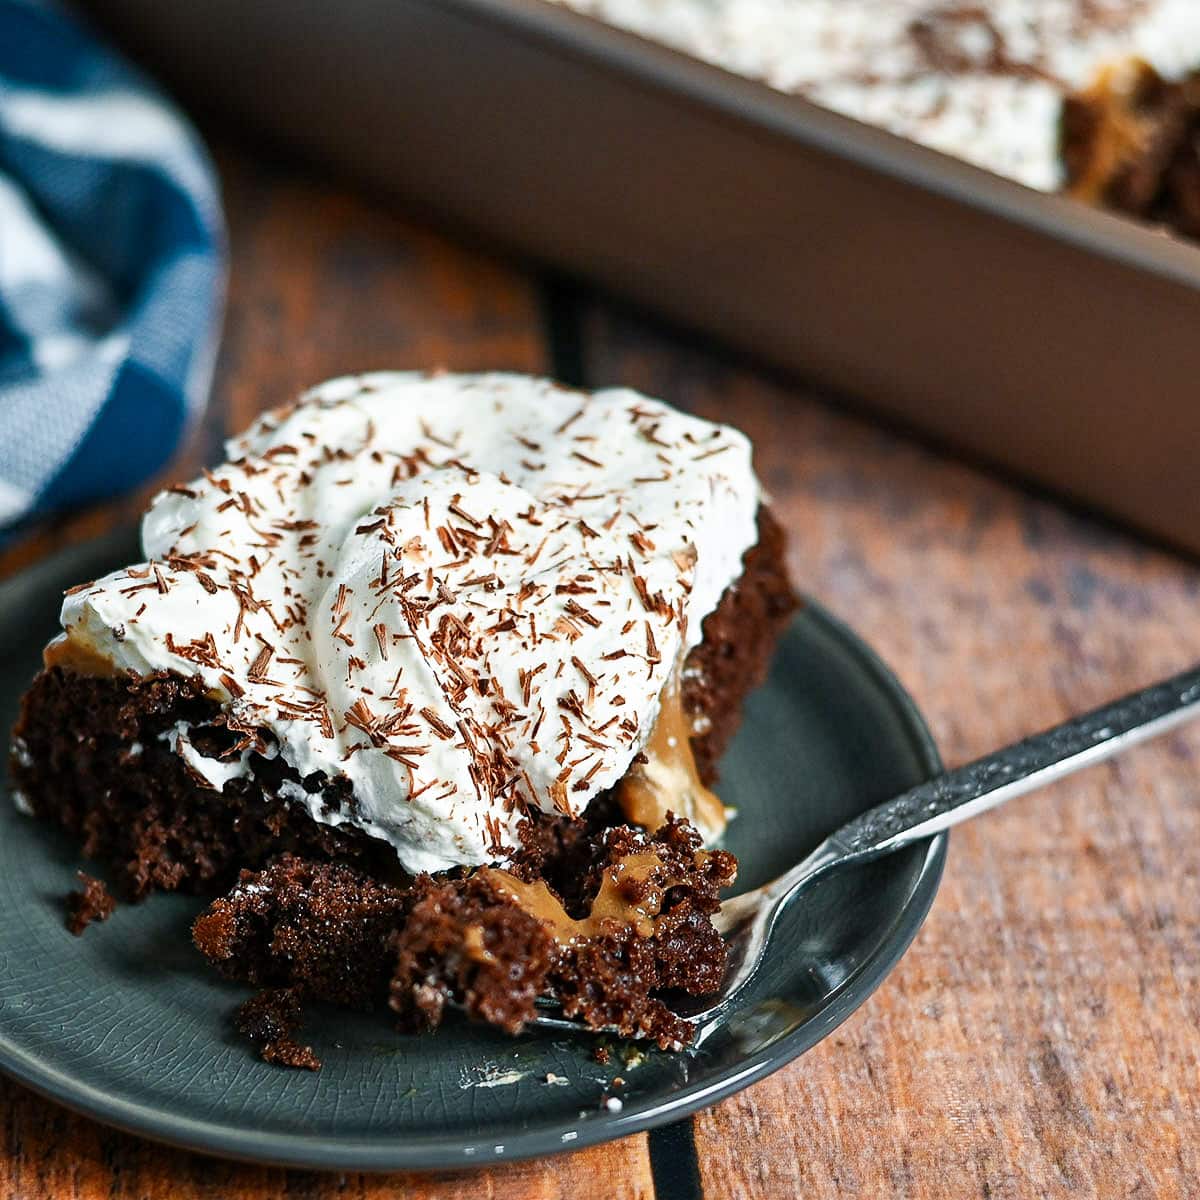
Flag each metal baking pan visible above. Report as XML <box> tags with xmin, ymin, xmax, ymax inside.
<box><xmin>87</xmin><ymin>0</ymin><xmax>1200</xmax><ymax>553</ymax></box>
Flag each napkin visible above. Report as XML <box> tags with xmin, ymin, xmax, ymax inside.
<box><xmin>0</xmin><ymin>0</ymin><xmax>224</xmax><ymax>532</ymax></box>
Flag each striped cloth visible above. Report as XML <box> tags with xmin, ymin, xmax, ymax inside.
<box><xmin>0</xmin><ymin>0</ymin><xmax>224</xmax><ymax>532</ymax></box>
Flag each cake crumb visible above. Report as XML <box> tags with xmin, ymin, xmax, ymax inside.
<box><xmin>603</xmin><ymin>1096</ymin><xmax>623</xmax><ymax>1112</ymax></box>
<box><xmin>237</xmin><ymin>987</ymin><xmax>321</xmax><ymax>1071</ymax></box>
<box><xmin>592</xmin><ymin>1045</ymin><xmax>611</xmax><ymax>1065</ymax></box>
<box><xmin>66</xmin><ymin>871</ymin><xmax>116</xmax><ymax>935</ymax></box>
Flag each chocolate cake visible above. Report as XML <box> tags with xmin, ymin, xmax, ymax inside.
<box><xmin>1062</xmin><ymin>61</ymin><xmax>1200</xmax><ymax>239</ymax></box>
<box><xmin>11</xmin><ymin>372</ymin><xmax>796</xmax><ymax>1059</ymax></box>
<box><xmin>66</xmin><ymin>872</ymin><xmax>116</xmax><ymax>935</ymax></box>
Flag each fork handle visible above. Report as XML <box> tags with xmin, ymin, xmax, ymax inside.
<box><xmin>819</xmin><ymin>663</ymin><xmax>1200</xmax><ymax>867</ymax></box>
<box><xmin>709</xmin><ymin>666</ymin><xmax>1200</xmax><ymax>1023</ymax></box>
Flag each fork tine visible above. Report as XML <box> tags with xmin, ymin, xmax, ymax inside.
<box><xmin>528</xmin><ymin>996</ymin><xmax>635</xmax><ymax>1036</ymax></box>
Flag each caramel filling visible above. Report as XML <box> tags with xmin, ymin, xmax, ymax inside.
<box><xmin>43</xmin><ymin>634</ymin><xmax>118</xmax><ymax>678</ymax></box>
<box><xmin>616</xmin><ymin>670</ymin><xmax>726</xmax><ymax>841</ymax></box>
<box><xmin>462</xmin><ymin>923</ymin><xmax>498</xmax><ymax>966</ymax></box>
<box><xmin>478</xmin><ymin>850</ymin><xmax>698</xmax><ymax>945</ymax></box>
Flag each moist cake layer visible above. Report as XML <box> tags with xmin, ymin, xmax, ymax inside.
<box><xmin>194</xmin><ymin>818</ymin><xmax>736</xmax><ymax>1050</ymax></box>
<box><xmin>547</xmin><ymin>0</ymin><xmax>1200</xmax><ymax>196</ymax></box>
<box><xmin>38</xmin><ymin>373</ymin><xmax>762</xmax><ymax>873</ymax></box>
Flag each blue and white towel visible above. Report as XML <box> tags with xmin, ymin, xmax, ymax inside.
<box><xmin>0</xmin><ymin>0</ymin><xmax>225</xmax><ymax>532</ymax></box>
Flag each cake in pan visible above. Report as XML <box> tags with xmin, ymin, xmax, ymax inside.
<box><xmin>549</xmin><ymin>0</ymin><xmax>1200</xmax><ymax>237</ymax></box>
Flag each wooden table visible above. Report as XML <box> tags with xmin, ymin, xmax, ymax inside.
<box><xmin>2</xmin><ymin>137</ymin><xmax>1198</xmax><ymax>1200</ymax></box>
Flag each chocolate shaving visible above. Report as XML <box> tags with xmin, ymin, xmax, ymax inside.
<box><xmin>247</xmin><ymin>643</ymin><xmax>275</xmax><ymax>684</ymax></box>
<box><xmin>563</xmin><ymin>599</ymin><xmax>601</xmax><ymax>629</ymax></box>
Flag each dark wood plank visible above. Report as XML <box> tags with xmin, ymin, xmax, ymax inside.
<box><xmin>210</xmin><ymin>147</ymin><xmax>549</xmax><ymax>434</ymax></box>
<box><xmin>578</xmin><ymin>303</ymin><xmax>1200</xmax><ymax>1199</ymax></box>
<box><xmin>0</xmin><ymin>146</ymin><xmax>657</xmax><ymax>1200</ymax></box>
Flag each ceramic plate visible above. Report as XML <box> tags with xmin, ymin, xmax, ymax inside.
<box><xmin>0</xmin><ymin>531</ymin><xmax>945</xmax><ymax>1171</ymax></box>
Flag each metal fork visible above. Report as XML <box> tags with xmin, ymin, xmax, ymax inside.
<box><xmin>523</xmin><ymin>663</ymin><xmax>1200</xmax><ymax>1041</ymax></box>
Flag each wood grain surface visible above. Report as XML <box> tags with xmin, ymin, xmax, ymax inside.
<box><xmin>2</xmin><ymin>139</ymin><xmax>1199</xmax><ymax>1199</ymax></box>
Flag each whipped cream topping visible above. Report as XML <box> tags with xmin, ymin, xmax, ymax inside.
<box><xmin>548</xmin><ymin>0</ymin><xmax>1200</xmax><ymax>191</ymax></box>
<box><xmin>58</xmin><ymin>373</ymin><xmax>760</xmax><ymax>873</ymax></box>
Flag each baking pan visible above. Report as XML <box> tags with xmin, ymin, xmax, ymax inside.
<box><xmin>86</xmin><ymin>0</ymin><xmax>1200</xmax><ymax>553</ymax></box>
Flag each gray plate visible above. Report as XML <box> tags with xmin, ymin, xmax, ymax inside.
<box><xmin>0</xmin><ymin>532</ymin><xmax>945</xmax><ymax>1171</ymax></box>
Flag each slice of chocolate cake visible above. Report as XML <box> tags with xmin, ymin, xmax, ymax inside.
<box><xmin>11</xmin><ymin>371</ymin><xmax>796</xmax><ymax>1059</ymax></box>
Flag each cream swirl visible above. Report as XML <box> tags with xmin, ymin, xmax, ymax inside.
<box><xmin>57</xmin><ymin>372</ymin><xmax>761</xmax><ymax>872</ymax></box>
